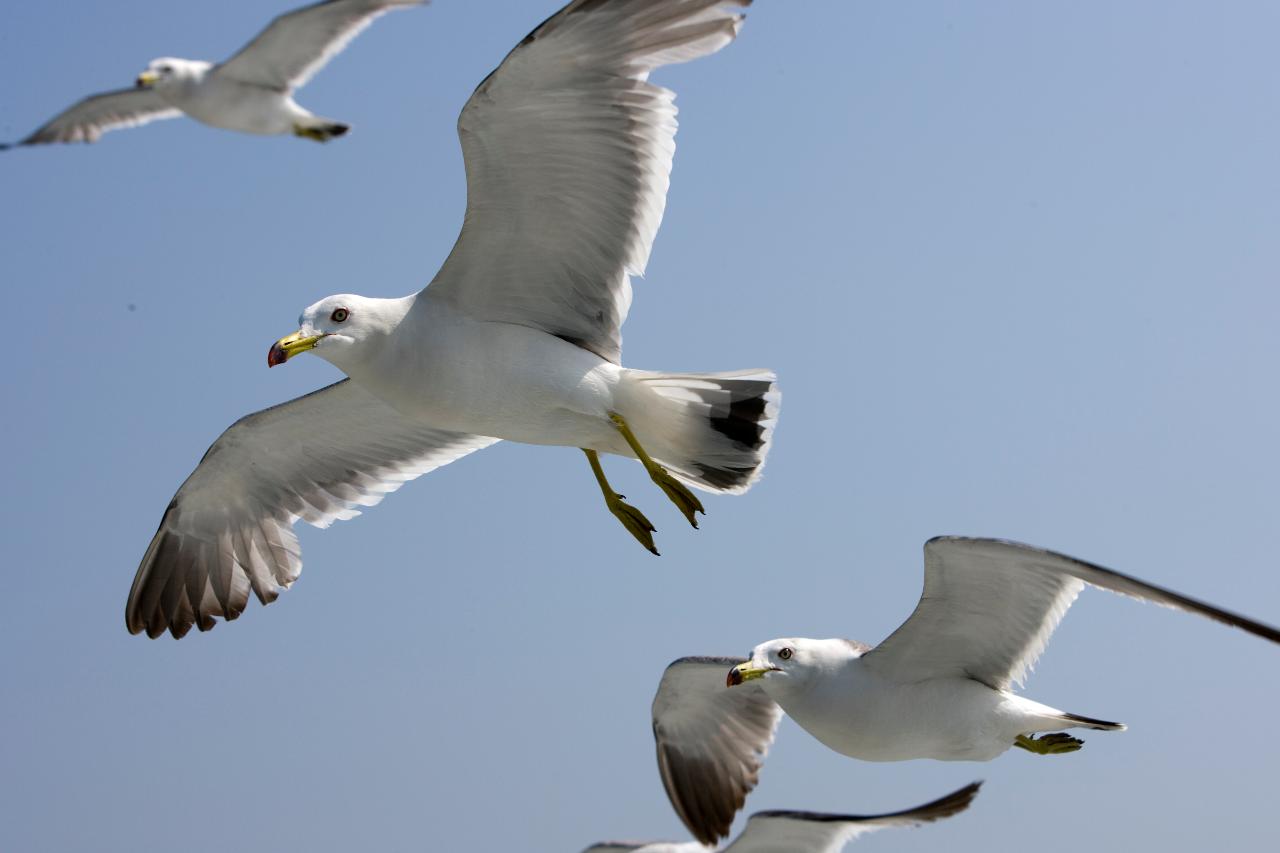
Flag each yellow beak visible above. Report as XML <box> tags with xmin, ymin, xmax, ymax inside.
<box><xmin>135</xmin><ymin>70</ymin><xmax>160</xmax><ymax>89</ymax></box>
<box><xmin>726</xmin><ymin>662</ymin><xmax>778</xmax><ymax>687</ymax></box>
<box><xmin>267</xmin><ymin>331</ymin><xmax>324</xmax><ymax>367</ymax></box>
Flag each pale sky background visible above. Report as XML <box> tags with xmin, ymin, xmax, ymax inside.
<box><xmin>3</xmin><ymin>1</ymin><xmax>1279</xmax><ymax>851</ymax></box>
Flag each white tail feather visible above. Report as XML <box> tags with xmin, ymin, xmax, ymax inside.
<box><xmin>620</xmin><ymin>369</ymin><xmax>779</xmax><ymax>494</ymax></box>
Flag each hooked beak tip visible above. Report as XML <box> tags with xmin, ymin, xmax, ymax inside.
<box><xmin>726</xmin><ymin>666</ymin><xmax>743</xmax><ymax>688</ymax></box>
<box><xmin>267</xmin><ymin>342</ymin><xmax>288</xmax><ymax>367</ymax></box>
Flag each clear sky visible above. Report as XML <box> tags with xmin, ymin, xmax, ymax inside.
<box><xmin>3</xmin><ymin>1</ymin><xmax>1279</xmax><ymax>851</ymax></box>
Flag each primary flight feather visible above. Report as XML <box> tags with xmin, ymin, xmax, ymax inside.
<box><xmin>580</xmin><ymin>782</ymin><xmax>981</xmax><ymax>852</ymax></box>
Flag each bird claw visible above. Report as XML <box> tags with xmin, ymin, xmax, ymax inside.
<box><xmin>649</xmin><ymin>465</ymin><xmax>705</xmax><ymax>529</ymax></box>
<box><xmin>1015</xmin><ymin>732</ymin><xmax>1084</xmax><ymax>755</ymax></box>
<box><xmin>606</xmin><ymin>493</ymin><xmax>660</xmax><ymax>556</ymax></box>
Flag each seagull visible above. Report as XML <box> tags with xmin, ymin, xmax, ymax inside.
<box><xmin>653</xmin><ymin>537</ymin><xmax>1280</xmax><ymax>843</ymax></box>
<box><xmin>1</xmin><ymin>0</ymin><xmax>425</xmax><ymax>148</ymax></box>
<box><xmin>580</xmin><ymin>782</ymin><xmax>981</xmax><ymax>852</ymax></box>
<box><xmin>125</xmin><ymin>0</ymin><xmax>779</xmax><ymax>640</ymax></box>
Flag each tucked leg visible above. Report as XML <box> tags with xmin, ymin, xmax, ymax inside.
<box><xmin>293</xmin><ymin>124</ymin><xmax>327</xmax><ymax>142</ymax></box>
<box><xmin>608</xmin><ymin>412</ymin><xmax>705</xmax><ymax>528</ymax></box>
<box><xmin>292</xmin><ymin>122</ymin><xmax>349</xmax><ymax>142</ymax></box>
<box><xmin>1015</xmin><ymin>733</ymin><xmax>1084</xmax><ymax>755</ymax></box>
<box><xmin>583</xmin><ymin>448</ymin><xmax>659</xmax><ymax>556</ymax></box>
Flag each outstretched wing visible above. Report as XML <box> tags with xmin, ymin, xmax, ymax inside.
<box><xmin>4</xmin><ymin>88</ymin><xmax>179</xmax><ymax>147</ymax></box>
<box><xmin>423</xmin><ymin>0</ymin><xmax>751</xmax><ymax>364</ymax></box>
<box><xmin>863</xmin><ymin>537</ymin><xmax>1280</xmax><ymax>691</ymax></box>
<box><xmin>126</xmin><ymin>379</ymin><xmax>497</xmax><ymax>639</ymax></box>
<box><xmin>652</xmin><ymin>655</ymin><xmax>782</xmax><ymax>846</ymax></box>
<box><xmin>581</xmin><ymin>844</ymin><xmax>702</xmax><ymax>853</ymax></box>
<box><xmin>723</xmin><ymin>782</ymin><xmax>982</xmax><ymax>853</ymax></box>
<box><xmin>216</xmin><ymin>0</ymin><xmax>425</xmax><ymax>92</ymax></box>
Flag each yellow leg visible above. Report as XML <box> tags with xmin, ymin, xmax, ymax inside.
<box><xmin>1014</xmin><ymin>733</ymin><xmax>1084</xmax><ymax>755</ymax></box>
<box><xmin>583</xmin><ymin>448</ymin><xmax>659</xmax><ymax>555</ymax></box>
<box><xmin>609</xmin><ymin>412</ymin><xmax>705</xmax><ymax>528</ymax></box>
<box><xmin>293</xmin><ymin>124</ymin><xmax>326</xmax><ymax>142</ymax></box>
<box><xmin>293</xmin><ymin>122</ymin><xmax>349</xmax><ymax>142</ymax></box>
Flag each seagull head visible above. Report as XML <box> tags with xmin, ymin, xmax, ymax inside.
<box><xmin>727</xmin><ymin>638</ymin><xmax>861</xmax><ymax>690</ymax></box>
<box><xmin>268</xmin><ymin>294</ymin><xmax>407</xmax><ymax>370</ymax></box>
<box><xmin>136</xmin><ymin>58</ymin><xmax>207</xmax><ymax>89</ymax></box>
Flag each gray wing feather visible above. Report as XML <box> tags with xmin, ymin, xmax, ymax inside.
<box><xmin>9</xmin><ymin>88</ymin><xmax>180</xmax><ymax>146</ymax></box>
<box><xmin>126</xmin><ymin>379</ymin><xmax>497</xmax><ymax>639</ymax></box>
<box><xmin>216</xmin><ymin>0</ymin><xmax>425</xmax><ymax>91</ymax></box>
<box><xmin>863</xmin><ymin>537</ymin><xmax>1280</xmax><ymax>690</ymax></box>
<box><xmin>724</xmin><ymin>782</ymin><xmax>982</xmax><ymax>853</ymax></box>
<box><xmin>424</xmin><ymin>0</ymin><xmax>750</xmax><ymax>364</ymax></box>
<box><xmin>652</xmin><ymin>656</ymin><xmax>782</xmax><ymax>846</ymax></box>
<box><xmin>581</xmin><ymin>844</ymin><xmax>704</xmax><ymax>853</ymax></box>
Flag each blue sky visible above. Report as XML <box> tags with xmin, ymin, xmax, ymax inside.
<box><xmin>3</xmin><ymin>2</ymin><xmax>1279</xmax><ymax>851</ymax></box>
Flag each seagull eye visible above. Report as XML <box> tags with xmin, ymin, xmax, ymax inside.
<box><xmin>159</xmin><ymin>65</ymin><xmax>172</xmax><ymax>74</ymax></box>
<box><xmin>778</xmin><ymin>647</ymin><xmax>793</xmax><ymax>661</ymax></box>
<box><xmin>330</xmin><ymin>308</ymin><xmax>349</xmax><ymax>323</ymax></box>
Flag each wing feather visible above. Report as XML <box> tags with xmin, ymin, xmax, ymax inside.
<box><xmin>652</xmin><ymin>656</ymin><xmax>781</xmax><ymax>846</ymax></box>
<box><xmin>863</xmin><ymin>537</ymin><xmax>1280</xmax><ymax>690</ymax></box>
<box><xmin>581</xmin><ymin>844</ymin><xmax>700</xmax><ymax>853</ymax></box>
<box><xmin>216</xmin><ymin>0</ymin><xmax>425</xmax><ymax>92</ymax></box>
<box><xmin>6</xmin><ymin>88</ymin><xmax>179</xmax><ymax>146</ymax></box>
<box><xmin>424</xmin><ymin>0</ymin><xmax>750</xmax><ymax>364</ymax></box>
<box><xmin>723</xmin><ymin>782</ymin><xmax>982</xmax><ymax>853</ymax></box>
<box><xmin>125</xmin><ymin>379</ymin><xmax>497</xmax><ymax>639</ymax></box>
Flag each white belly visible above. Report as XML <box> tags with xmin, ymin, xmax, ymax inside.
<box><xmin>782</xmin><ymin>668</ymin><xmax>1022</xmax><ymax>762</ymax></box>
<box><xmin>169</xmin><ymin>77</ymin><xmax>300</xmax><ymax>135</ymax></box>
<box><xmin>351</xmin><ymin>308</ymin><xmax>627</xmax><ymax>451</ymax></box>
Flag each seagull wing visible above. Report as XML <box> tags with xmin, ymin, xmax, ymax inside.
<box><xmin>581</xmin><ymin>844</ymin><xmax>704</xmax><ymax>853</ymax></box>
<box><xmin>5</xmin><ymin>88</ymin><xmax>180</xmax><ymax>146</ymax></box>
<box><xmin>215</xmin><ymin>0</ymin><xmax>425</xmax><ymax>92</ymax></box>
<box><xmin>652</xmin><ymin>656</ymin><xmax>782</xmax><ymax>847</ymax></box>
<box><xmin>126</xmin><ymin>379</ymin><xmax>497</xmax><ymax>640</ymax></box>
<box><xmin>422</xmin><ymin>0</ymin><xmax>750</xmax><ymax>364</ymax></box>
<box><xmin>863</xmin><ymin>537</ymin><xmax>1280</xmax><ymax>691</ymax></box>
<box><xmin>722</xmin><ymin>782</ymin><xmax>982</xmax><ymax>853</ymax></box>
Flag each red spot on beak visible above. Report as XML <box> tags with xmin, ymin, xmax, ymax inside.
<box><xmin>267</xmin><ymin>342</ymin><xmax>288</xmax><ymax>367</ymax></box>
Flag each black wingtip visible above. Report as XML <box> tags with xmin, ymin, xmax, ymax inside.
<box><xmin>911</xmin><ymin>780</ymin><xmax>983</xmax><ymax>821</ymax></box>
<box><xmin>752</xmin><ymin>780</ymin><xmax>983</xmax><ymax>826</ymax></box>
<box><xmin>1061</xmin><ymin>711</ymin><xmax>1126</xmax><ymax>731</ymax></box>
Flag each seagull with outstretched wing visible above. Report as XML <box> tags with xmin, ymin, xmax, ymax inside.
<box><xmin>580</xmin><ymin>782</ymin><xmax>981</xmax><ymax>852</ymax></box>
<box><xmin>655</xmin><ymin>537</ymin><xmax>1280</xmax><ymax>843</ymax></box>
<box><xmin>126</xmin><ymin>0</ymin><xmax>780</xmax><ymax>640</ymax></box>
<box><xmin>3</xmin><ymin>0</ymin><xmax>425</xmax><ymax>147</ymax></box>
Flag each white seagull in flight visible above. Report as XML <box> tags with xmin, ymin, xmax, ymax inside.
<box><xmin>2</xmin><ymin>0</ymin><xmax>425</xmax><ymax>148</ymax></box>
<box><xmin>652</xmin><ymin>537</ymin><xmax>1280</xmax><ymax>843</ymax></box>
<box><xmin>580</xmin><ymin>782</ymin><xmax>981</xmax><ymax>852</ymax></box>
<box><xmin>126</xmin><ymin>0</ymin><xmax>779</xmax><ymax>640</ymax></box>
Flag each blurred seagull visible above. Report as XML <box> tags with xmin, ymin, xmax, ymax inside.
<box><xmin>125</xmin><ymin>0</ymin><xmax>778</xmax><ymax>640</ymax></box>
<box><xmin>1</xmin><ymin>0</ymin><xmax>425</xmax><ymax>147</ymax></box>
<box><xmin>580</xmin><ymin>782</ymin><xmax>981</xmax><ymax>852</ymax></box>
<box><xmin>653</xmin><ymin>537</ymin><xmax>1280</xmax><ymax>843</ymax></box>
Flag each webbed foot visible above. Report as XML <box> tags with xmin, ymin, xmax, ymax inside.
<box><xmin>608</xmin><ymin>412</ymin><xmax>705</xmax><ymax>528</ymax></box>
<box><xmin>293</xmin><ymin>122</ymin><xmax>349</xmax><ymax>142</ymax></box>
<box><xmin>1015</xmin><ymin>732</ymin><xmax>1084</xmax><ymax>755</ymax></box>
<box><xmin>584</xmin><ymin>448</ymin><xmax>660</xmax><ymax>556</ymax></box>
<box><xmin>605</xmin><ymin>492</ymin><xmax>659</xmax><ymax>555</ymax></box>
<box><xmin>649</xmin><ymin>464</ymin><xmax>705</xmax><ymax>528</ymax></box>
